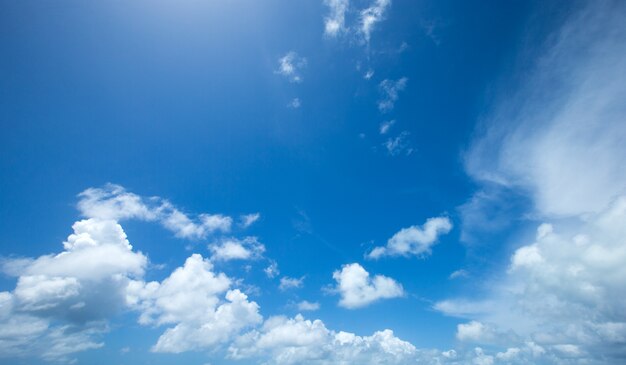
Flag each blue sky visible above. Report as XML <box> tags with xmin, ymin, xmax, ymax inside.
<box><xmin>1</xmin><ymin>0</ymin><xmax>625</xmax><ymax>364</ymax></box>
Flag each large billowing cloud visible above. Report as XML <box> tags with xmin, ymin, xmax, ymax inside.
<box><xmin>447</xmin><ymin>1</ymin><xmax>626</xmax><ymax>363</ymax></box>
<box><xmin>0</xmin><ymin>218</ymin><xmax>147</xmax><ymax>361</ymax></box>
<box><xmin>127</xmin><ymin>254</ymin><xmax>262</xmax><ymax>353</ymax></box>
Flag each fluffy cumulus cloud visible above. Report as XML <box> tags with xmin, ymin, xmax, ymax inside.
<box><xmin>127</xmin><ymin>254</ymin><xmax>262</xmax><ymax>353</ymax></box>
<box><xmin>0</xmin><ymin>218</ymin><xmax>147</xmax><ymax>361</ymax></box>
<box><xmin>208</xmin><ymin>236</ymin><xmax>265</xmax><ymax>261</ymax></box>
<box><xmin>79</xmin><ymin>184</ymin><xmax>232</xmax><ymax>240</ymax></box>
<box><xmin>368</xmin><ymin>216</ymin><xmax>452</xmax><ymax>259</ymax></box>
<box><xmin>323</xmin><ymin>0</ymin><xmax>349</xmax><ymax>37</ymax></box>
<box><xmin>443</xmin><ymin>2</ymin><xmax>626</xmax><ymax>363</ymax></box>
<box><xmin>276</xmin><ymin>52</ymin><xmax>307</xmax><ymax>83</ymax></box>
<box><xmin>378</xmin><ymin>77</ymin><xmax>407</xmax><ymax>112</ymax></box>
<box><xmin>228</xmin><ymin>314</ymin><xmax>417</xmax><ymax>365</ymax></box>
<box><xmin>332</xmin><ymin>263</ymin><xmax>403</xmax><ymax>308</ymax></box>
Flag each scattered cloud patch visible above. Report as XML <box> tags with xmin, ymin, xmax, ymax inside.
<box><xmin>383</xmin><ymin>131</ymin><xmax>413</xmax><ymax>156</ymax></box>
<box><xmin>297</xmin><ymin>300</ymin><xmax>320</xmax><ymax>311</ymax></box>
<box><xmin>360</xmin><ymin>0</ymin><xmax>392</xmax><ymax>43</ymax></box>
<box><xmin>279</xmin><ymin>276</ymin><xmax>305</xmax><ymax>291</ymax></box>
<box><xmin>378</xmin><ymin>77</ymin><xmax>407</xmax><ymax>112</ymax></box>
<box><xmin>379</xmin><ymin>120</ymin><xmax>395</xmax><ymax>134</ymax></box>
<box><xmin>288</xmin><ymin>98</ymin><xmax>301</xmax><ymax>109</ymax></box>
<box><xmin>323</xmin><ymin>0</ymin><xmax>349</xmax><ymax>37</ymax></box>
<box><xmin>79</xmin><ymin>184</ymin><xmax>232</xmax><ymax>240</ymax></box>
<box><xmin>208</xmin><ymin>237</ymin><xmax>265</xmax><ymax>262</ymax></box>
<box><xmin>368</xmin><ymin>216</ymin><xmax>452</xmax><ymax>259</ymax></box>
<box><xmin>264</xmin><ymin>261</ymin><xmax>280</xmax><ymax>279</ymax></box>
<box><xmin>276</xmin><ymin>52</ymin><xmax>307</xmax><ymax>83</ymax></box>
<box><xmin>239</xmin><ymin>213</ymin><xmax>260</xmax><ymax>228</ymax></box>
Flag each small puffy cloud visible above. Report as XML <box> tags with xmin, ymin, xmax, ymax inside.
<box><xmin>279</xmin><ymin>276</ymin><xmax>304</xmax><ymax>291</ymax></box>
<box><xmin>228</xmin><ymin>314</ymin><xmax>416</xmax><ymax>364</ymax></box>
<box><xmin>449</xmin><ymin>269</ymin><xmax>469</xmax><ymax>280</ymax></box>
<box><xmin>367</xmin><ymin>216</ymin><xmax>452</xmax><ymax>259</ymax></box>
<box><xmin>239</xmin><ymin>213</ymin><xmax>260</xmax><ymax>228</ymax></box>
<box><xmin>276</xmin><ymin>52</ymin><xmax>307</xmax><ymax>83</ymax></box>
<box><xmin>288</xmin><ymin>98</ymin><xmax>301</xmax><ymax>109</ymax></box>
<box><xmin>378</xmin><ymin>77</ymin><xmax>407</xmax><ymax>112</ymax></box>
<box><xmin>297</xmin><ymin>300</ymin><xmax>320</xmax><ymax>311</ymax></box>
<box><xmin>127</xmin><ymin>254</ymin><xmax>262</xmax><ymax>353</ymax></box>
<box><xmin>209</xmin><ymin>237</ymin><xmax>265</xmax><ymax>262</ymax></box>
<box><xmin>360</xmin><ymin>0</ymin><xmax>391</xmax><ymax>42</ymax></box>
<box><xmin>364</xmin><ymin>69</ymin><xmax>375</xmax><ymax>80</ymax></box>
<box><xmin>456</xmin><ymin>321</ymin><xmax>496</xmax><ymax>343</ymax></box>
<box><xmin>264</xmin><ymin>260</ymin><xmax>280</xmax><ymax>278</ymax></box>
<box><xmin>383</xmin><ymin>131</ymin><xmax>413</xmax><ymax>156</ymax></box>
<box><xmin>323</xmin><ymin>0</ymin><xmax>349</xmax><ymax>37</ymax></box>
<box><xmin>379</xmin><ymin>120</ymin><xmax>395</xmax><ymax>134</ymax></box>
<box><xmin>332</xmin><ymin>263</ymin><xmax>403</xmax><ymax>309</ymax></box>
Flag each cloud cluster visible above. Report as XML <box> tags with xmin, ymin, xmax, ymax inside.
<box><xmin>228</xmin><ymin>314</ymin><xmax>416</xmax><ymax>365</ymax></box>
<box><xmin>126</xmin><ymin>254</ymin><xmax>262</xmax><ymax>353</ymax></box>
<box><xmin>332</xmin><ymin>263</ymin><xmax>403</xmax><ymax>308</ymax></box>
<box><xmin>368</xmin><ymin>216</ymin><xmax>452</xmax><ymax>259</ymax></box>
<box><xmin>322</xmin><ymin>0</ymin><xmax>391</xmax><ymax>43</ymax></box>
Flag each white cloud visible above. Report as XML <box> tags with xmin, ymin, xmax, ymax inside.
<box><xmin>208</xmin><ymin>237</ymin><xmax>265</xmax><ymax>261</ymax></box>
<box><xmin>127</xmin><ymin>254</ymin><xmax>262</xmax><ymax>353</ymax></box>
<box><xmin>228</xmin><ymin>314</ymin><xmax>416</xmax><ymax>364</ymax></box>
<box><xmin>464</xmin><ymin>1</ymin><xmax>626</xmax><ymax>218</ymax></box>
<box><xmin>367</xmin><ymin>216</ymin><xmax>452</xmax><ymax>259</ymax></box>
<box><xmin>288</xmin><ymin>97</ymin><xmax>301</xmax><ymax>109</ymax></box>
<box><xmin>264</xmin><ymin>260</ymin><xmax>280</xmax><ymax>278</ymax></box>
<box><xmin>364</xmin><ymin>69</ymin><xmax>375</xmax><ymax>80</ymax></box>
<box><xmin>297</xmin><ymin>300</ymin><xmax>320</xmax><ymax>311</ymax></box>
<box><xmin>323</xmin><ymin>0</ymin><xmax>349</xmax><ymax>37</ymax></box>
<box><xmin>239</xmin><ymin>213</ymin><xmax>260</xmax><ymax>228</ymax></box>
<box><xmin>437</xmin><ymin>197</ymin><xmax>626</xmax><ymax>361</ymax></box>
<box><xmin>379</xmin><ymin>120</ymin><xmax>395</xmax><ymax>134</ymax></box>
<box><xmin>332</xmin><ymin>263</ymin><xmax>403</xmax><ymax>309</ymax></box>
<box><xmin>378</xmin><ymin>77</ymin><xmax>407</xmax><ymax>112</ymax></box>
<box><xmin>447</xmin><ymin>3</ymin><xmax>626</xmax><ymax>362</ymax></box>
<box><xmin>456</xmin><ymin>321</ymin><xmax>497</xmax><ymax>343</ymax></box>
<box><xmin>360</xmin><ymin>0</ymin><xmax>391</xmax><ymax>43</ymax></box>
<box><xmin>449</xmin><ymin>269</ymin><xmax>469</xmax><ymax>280</ymax></box>
<box><xmin>277</xmin><ymin>52</ymin><xmax>307</xmax><ymax>83</ymax></box>
<box><xmin>0</xmin><ymin>218</ymin><xmax>147</xmax><ymax>361</ymax></box>
<box><xmin>78</xmin><ymin>184</ymin><xmax>232</xmax><ymax>240</ymax></box>
<box><xmin>279</xmin><ymin>276</ymin><xmax>304</xmax><ymax>291</ymax></box>
<box><xmin>383</xmin><ymin>131</ymin><xmax>413</xmax><ymax>156</ymax></box>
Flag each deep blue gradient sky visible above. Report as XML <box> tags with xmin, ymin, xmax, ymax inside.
<box><xmin>2</xmin><ymin>1</ymin><xmax>625</xmax><ymax>364</ymax></box>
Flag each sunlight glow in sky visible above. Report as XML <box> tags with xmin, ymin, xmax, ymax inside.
<box><xmin>1</xmin><ymin>0</ymin><xmax>626</xmax><ymax>364</ymax></box>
